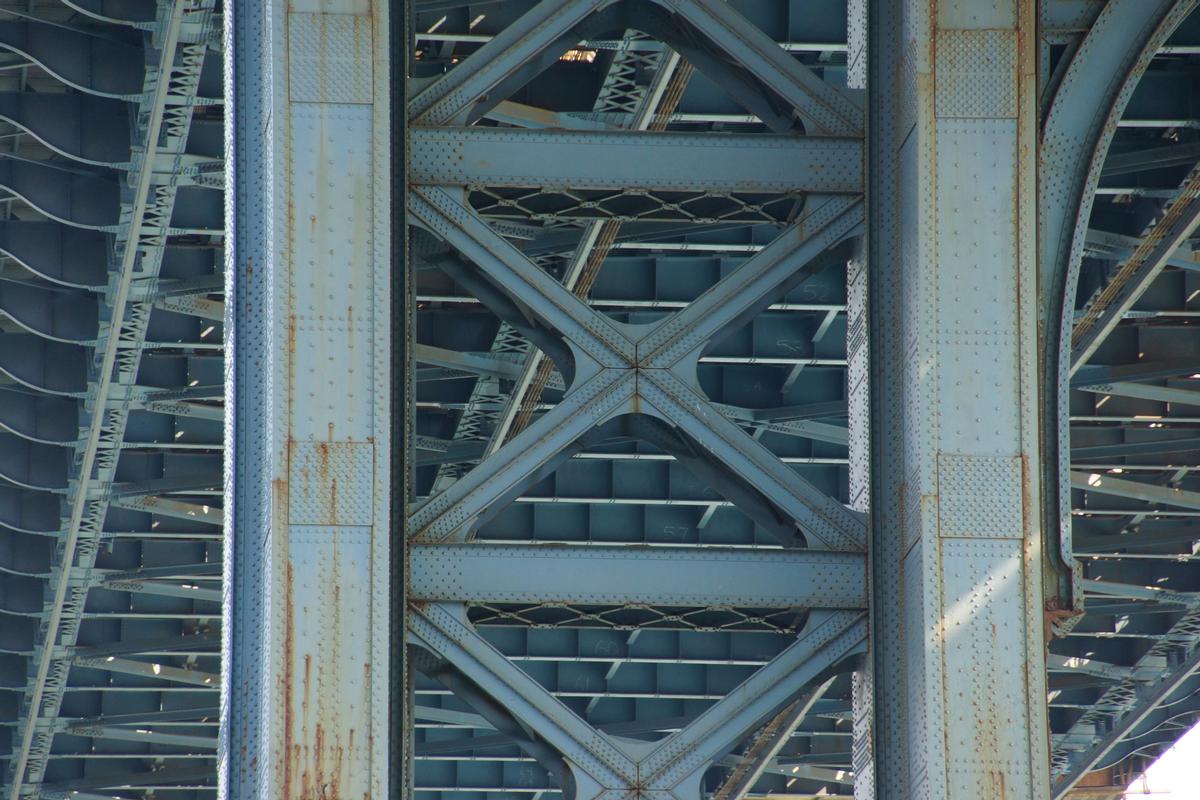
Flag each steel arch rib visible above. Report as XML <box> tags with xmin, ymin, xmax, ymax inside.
<box><xmin>1039</xmin><ymin>0</ymin><xmax>1198</xmax><ymax>608</ymax></box>
<box><xmin>1041</xmin><ymin>0</ymin><xmax>1200</xmax><ymax>793</ymax></box>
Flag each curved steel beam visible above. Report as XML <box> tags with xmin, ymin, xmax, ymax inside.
<box><xmin>0</xmin><ymin>391</ymin><xmax>77</xmax><ymax>446</ymax></box>
<box><xmin>0</xmin><ymin>20</ymin><xmax>145</xmax><ymax>99</ymax></box>
<box><xmin>0</xmin><ymin>435</ymin><xmax>68</xmax><ymax>492</ymax></box>
<box><xmin>0</xmin><ymin>223</ymin><xmax>107</xmax><ymax>289</ymax></box>
<box><xmin>0</xmin><ymin>336</ymin><xmax>87</xmax><ymax>396</ymax></box>
<box><xmin>0</xmin><ymin>282</ymin><xmax>98</xmax><ymax>344</ymax></box>
<box><xmin>0</xmin><ymin>487</ymin><xmax>60</xmax><ymax>535</ymax></box>
<box><xmin>0</xmin><ymin>93</ymin><xmax>131</xmax><ymax>168</ymax></box>
<box><xmin>1039</xmin><ymin>0</ymin><xmax>1197</xmax><ymax>606</ymax></box>
<box><xmin>0</xmin><ymin>160</ymin><xmax>119</xmax><ymax>230</ymax></box>
<box><xmin>61</xmin><ymin>0</ymin><xmax>157</xmax><ymax>27</ymax></box>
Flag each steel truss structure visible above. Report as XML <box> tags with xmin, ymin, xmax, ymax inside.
<box><xmin>4</xmin><ymin>0</ymin><xmax>1200</xmax><ymax>799</ymax></box>
<box><xmin>0</xmin><ymin>1</ymin><xmax>225</xmax><ymax>799</ymax></box>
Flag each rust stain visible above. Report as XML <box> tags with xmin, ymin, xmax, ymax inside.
<box><xmin>282</xmin><ymin>561</ymin><xmax>295</xmax><ymax>800</ymax></box>
<box><xmin>274</xmin><ymin>473</ymin><xmax>289</xmax><ymax>527</ymax></box>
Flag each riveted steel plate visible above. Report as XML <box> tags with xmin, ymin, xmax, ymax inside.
<box><xmin>289</xmin><ymin>103</ymin><xmax>376</xmax><ymax>440</ymax></box>
<box><xmin>935</xmin><ymin>29</ymin><xmax>1017</xmax><ymax>118</ymax></box>
<box><xmin>940</xmin><ymin>537</ymin><xmax>1033</xmax><ymax>792</ymax></box>
<box><xmin>291</xmin><ymin>0</ymin><xmax>370</xmax><ymax>12</ymax></box>
<box><xmin>287</xmin><ymin>525</ymin><xmax>373</xmax><ymax>778</ymax></box>
<box><xmin>847</xmin><ymin>0</ymin><xmax>867</xmax><ymax>89</ymax></box>
<box><xmin>407</xmin><ymin>544</ymin><xmax>867</xmax><ymax>608</ymax></box>
<box><xmin>935</xmin><ymin>118</ymin><xmax>1022</xmax><ymax>454</ymax></box>
<box><xmin>289</xmin><ymin>441</ymin><xmax>375</xmax><ymax>526</ymax></box>
<box><xmin>937</xmin><ymin>0</ymin><xmax>1016</xmax><ymax>29</ymax></box>
<box><xmin>938</xmin><ymin>454</ymin><xmax>1024</xmax><ymax>539</ymax></box>
<box><xmin>288</xmin><ymin>12</ymin><xmax>373</xmax><ymax>104</ymax></box>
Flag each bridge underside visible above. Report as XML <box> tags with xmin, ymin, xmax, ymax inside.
<box><xmin>1</xmin><ymin>1</ymin><xmax>1200</xmax><ymax>799</ymax></box>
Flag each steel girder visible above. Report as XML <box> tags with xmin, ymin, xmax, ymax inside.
<box><xmin>86</xmin><ymin>0</ymin><xmax>1200</xmax><ymax>798</ymax></box>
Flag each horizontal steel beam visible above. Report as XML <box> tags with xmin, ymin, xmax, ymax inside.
<box><xmin>409</xmin><ymin>127</ymin><xmax>862</xmax><ymax>194</ymax></box>
<box><xmin>1072</xmin><ymin>358</ymin><xmax>1200</xmax><ymax>386</ymax></box>
<box><xmin>72</xmin><ymin>655</ymin><xmax>220</xmax><ymax>688</ymax></box>
<box><xmin>1071</xmin><ymin>436</ymin><xmax>1200</xmax><ymax>459</ymax></box>
<box><xmin>1078</xmin><ymin>381</ymin><xmax>1200</xmax><ymax>408</ymax></box>
<box><xmin>1071</xmin><ymin>471</ymin><xmax>1200</xmax><ymax>509</ymax></box>
<box><xmin>63</xmin><ymin>724</ymin><xmax>216</xmax><ymax>751</ymax></box>
<box><xmin>409</xmin><ymin>543</ymin><xmax>866</xmax><ymax>608</ymax></box>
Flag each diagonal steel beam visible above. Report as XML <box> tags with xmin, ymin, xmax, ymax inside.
<box><xmin>637</xmin><ymin>611</ymin><xmax>865</xmax><ymax>792</ymax></box>
<box><xmin>409</xmin><ymin>369</ymin><xmax>636</xmax><ymax>542</ymax></box>
<box><xmin>430</xmin><ymin>31</ymin><xmax>677</xmax><ymax>493</ymax></box>
<box><xmin>1071</xmin><ymin>164</ymin><xmax>1200</xmax><ymax>371</ymax></box>
<box><xmin>638</xmin><ymin>196</ymin><xmax>863</xmax><ymax>367</ymax></box>
<box><xmin>650</xmin><ymin>0</ymin><xmax>863</xmax><ymax>136</ymax></box>
<box><xmin>409</xmin><ymin>0</ymin><xmax>618</xmax><ymax>125</ymax></box>
<box><xmin>406</xmin><ymin>602</ymin><xmax>640</xmax><ymax>790</ymax></box>
<box><xmin>1072</xmin><ymin>358</ymin><xmax>1200</xmax><ymax>387</ymax></box>
<box><xmin>639</xmin><ymin>369</ymin><xmax>866</xmax><ymax>551</ymax></box>
<box><xmin>415</xmin><ymin>343</ymin><xmax>535</xmax><ymax>384</ymax></box>
<box><xmin>1071</xmin><ymin>470</ymin><xmax>1200</xmax><ymax>510</ymax></box>
<box><xmin>484</xmin><ymin>43</ymin><xmax>687</xmax><ymax>464</ymax></box>
<box><xmin>1052</xmin><ymin>637</ymin><xmax>1200</xmax><ymax>797</ymax></box>
<box><xmin>409</xmin><ymin>186</ymin><xmax>635</xmax><ymax>368</ymax></box>
<box><xmin>1078</xmin><ymin>381</ymin><xmax>1200</xmax><ymax>408</ymax></box>
<box><xmin>6</xmin><ymin>3</ymin><xmax>215</xmax><ymax>794</ymax></box>
<box><xmin>1085</xmin><ymin>227</ymin><xmax>1200</xmax><ymax>272</ymax></box>
<box><xmin>72</xmin><ymin>655</ymin><xmax>220</xmax><ymax>688</ymax></box>
<box><xmin>710</xmin><ymin>678</ymin><xmax>835</xmax><ymax>800</ymax></box>
<box><xmin>61</xmin><ymin>724</ymin><xmax>216</xmax><ymax>750</ymax></box>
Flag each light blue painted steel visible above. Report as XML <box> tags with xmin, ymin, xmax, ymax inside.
<box><xmin>408</xmin><ymin>543</ymin><xmax>867</xmax><ymax>607</ymax></box>
<box><xmin>408</xmin><ymin>127</ymin><xmax>863</xmax><ymax>194</ymax></box>
<box><xmin>404</xmin><ymin>3</ymin><xmax>870</xmax><ymax>798</ymax></box>
<box><xmin>857</xmin><ymin>1</ymin><xmax>1052</xmax><ymax>798</ymax></box>
<box><xmin>1069</xmin><ymin>166</ymin><xmax>1200</xmax><ymax>371</ymax></box>
<box><xmin>407</xmin><ymin>195</ymin><xmax>866</xmax><ymax>551</ymax></box>
<box><xmin>223</xmin><ymin>0</ymin><xmax>392</xmax><ymax>797</ymax></box>
<box><xmin>1039</xmin><ymin>2</ymin><xmax>1200</xmax><ymax>792</ymax></box>
<box><xmin>655</xmin><ymin>0</ymin><xmax>863</xmax><ymax>136</ymax></box>
<box><xmin>408</xmin><ymin>603</ymin><xmax>864</xmax><ymax>799</ymax></box>
<box><xmin>17</xmin><ymin>0</ymin><xmax>1185</xmax><ymax>796</ymax></box>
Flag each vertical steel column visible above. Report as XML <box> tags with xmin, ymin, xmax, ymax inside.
<box><xmin>856</xmin><ymin>1</ymin><xmax>1050</xmax><ymax>797</ymax></box>
<box><xmin>223</xmin><ymin>1</ymin><xmax>392</xmax><ymax>797</ymax></box>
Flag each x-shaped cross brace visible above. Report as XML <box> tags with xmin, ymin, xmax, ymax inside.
<box><xmin>408</xmin><ymin>602</ymin><xmax>865</xmax><ymax>800</ymax></box>
<box><xmin>408</xmin><ymin>186</ymin><xmax>866</xmax><ymax>552</ymax></box>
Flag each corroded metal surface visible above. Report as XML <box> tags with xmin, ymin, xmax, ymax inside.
<box><xmin>225</xmin><ymin>0</ymin><xmax>391</xmax><ymax>796</ymax></box>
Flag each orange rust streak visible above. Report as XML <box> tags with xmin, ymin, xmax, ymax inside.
<box><xmin>282</xmin><ymin>561</ymin><xmax>295</xmax><ymax>800</ymax></box>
